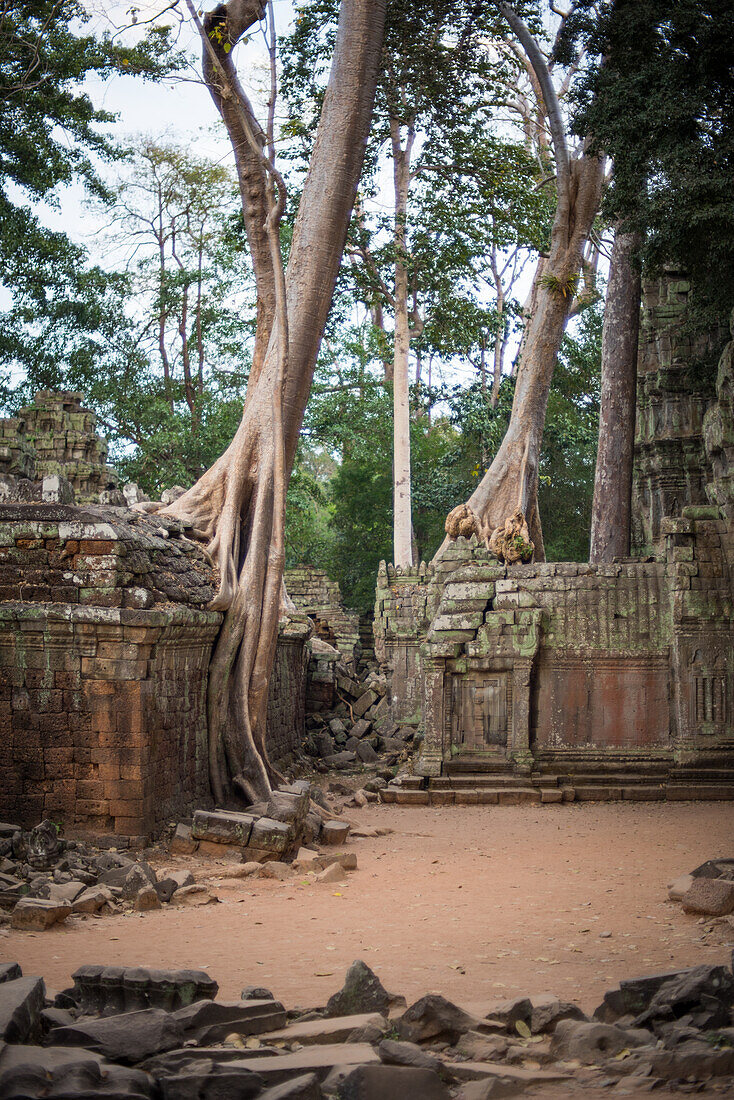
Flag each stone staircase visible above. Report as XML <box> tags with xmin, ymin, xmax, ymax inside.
<box><xmin>381</xmin><ymin>763</ymin><xmax>734</xmax><ymax>806</ymax></box>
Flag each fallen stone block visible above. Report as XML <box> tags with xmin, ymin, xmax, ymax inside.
<box><xmin>259</xmin><ymin>861</ymin><xmax>294</xmax><ymax>881</ymax></box>
<box><xmin>70</xmin><ymin>964</ymin><xmax>218</xmax><ymax>1015</ymax></box>
<box><xmin>11</xmin><ymin>898</ymin><xmax>71</xmax><ymax>931</ymax></box>
<box><xmin>453</xmin><ymin>1031</ymin><xmax>508</xmax><ymax>1062</ymax></box>
<box><xmin>72</xmin><ymin>885</ymin><xmax>113</xmax><ymax>914</ymax></box>
<box><xmin>335</xmin><ymin>1063</ymin><xmax>451</xmax><ymax>1099</ymax></box>
<box><xmin>681</xmin><ymin>877</ymin><xmax>734</xmax><ymax>916</ymax></box>
<box><xmin>321</xmin><ymin>820</ymin><xmax>351</xmax><ymax>845</ymax></box>
<box><xmin>171</xmin><ymin>824</ymin><xmax>198</xmax><ymax>855</ymax></box>
<box><xmin>356</xmin><ymin>741</ymin><xmax>379</xmax><ymax>763</ymax></box>
<box><xmin>550</xmin><ymin>1019</ymin><xmax>647</xmax><ymax>1064</ymax></box>
<box><xmin>249</xmin><ymin>817</ymin><xmax>293</xmax><ymax>856</ymax></box>
<box><xmin>484</xmin><ymin>996</ymin><xmax>532</xmax><ymax>1030</ymax></box>
<box><xmin>47</xmin><ymin>1007</ymin><xmax>185</xmax><ymax>1065</ymax></box>
<box><xmin>315</xmin><ymin>862</ymin><xmax>345</xmax><ymax>884</ymax></box>
<box><xmin>259</xmin><ymin>1073</ymin><xmax>322</xmax><ymax>1099</ymax></box>
<box><xmin>397</xmin><ymin>994</ymin><xmax>481</xmax><ymax>1045</ymax></box>
<box><xmin>453</xmin><ymin>1081</ymin><xmax>527</xmax><ymax>1100</ymax></box>
<box><xmin>0</xmin><ymin>963</ymin><xmax>22</xmax><ymax>984</ymax></box>
<box><xmin>632</xmin><ymin>963</ymin><xmax>734</xmax><ymax>1029</ymax></box>
<box><xmin>173</xmin><ymin>884</ymin><xmax>215</xmax><ymax>907</ymax></box>
<box><xmin>191</xmin><ymin>810</ymin><xmax>255</xmax><ymax>846</ymax></box>
<box><xmin>264</xmin><ymin>1012</ymin><xmax>385</xmax><ymax>1047</ymax></box>
<box><xmin>0</xmin><ymin>976</ymin><xmax>46</xmax><ymax>1043</ymax></box>
<box><xmin>323</xmin><ymin>751</ymin><xmax>357</xmax><ymax>769</ymax></box>
<box><xmin>528</xmin><ymin>994</ymin><xmax>587</xmax><ymax>1033</ymax></box>
<box><xmin>378</xmin><ymin>1038</ymin><xmax>443</xmax><ymax>1073</ymax></box>
<box><xmin>326</xmin><ymin>961</ymin><xmax>392</xmax><ymax>1018</ymax></box>
<box><xmin>157</xmin><ymin>1057</ymin><xmax>263</xmax><ymax>1099</ymax></box>
<box><xmin>352</xmin><ymin>690</ymin><xmax>378</xmax><ymax>717</ymax></box>
<box><xmin>134</xmin><ymin>886</ymin><xmax>162</xmax><ymax>912</ymax></box>
<box><xmin>0</xmin><ymin>1044</ymin><xmax>154</xmax><ymax>1100</ymax></box>
<box><xmin>174</xmin><ymin>998</ymin><xmax>286</xmax><ymax>1044</ymax></box>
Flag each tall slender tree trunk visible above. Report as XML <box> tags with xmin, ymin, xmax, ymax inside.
<box><xmin>589</xmin><ymin>228</ymin><xmax>641</xmax><ymax>562</ymax></box>
<box><xmin>160</xmin><ymin>0</ymin><xmax>387</xmax><ymax>804</ymax></box>
<box><xmin>391</xmin><ymin>118</ymin><xmax>414</xmax><ymax>567</ymax></box>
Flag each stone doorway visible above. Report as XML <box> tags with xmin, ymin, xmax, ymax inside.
<box><xmin>451</xmin><ymin>673</ymin><xmax>510</xmax><ymax>754</ymax></box>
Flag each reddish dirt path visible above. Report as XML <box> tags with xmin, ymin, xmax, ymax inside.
<box><xmin>3</xmin><ymin>801</ymin><xmax>733</xmax><ymax>1016</ymax></box>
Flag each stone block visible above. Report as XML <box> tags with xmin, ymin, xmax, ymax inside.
<box><xmin>0</xmin><ymin>976</ymin><xmax>46</xmax><ymax>1043</ymax></box>
<box><xmin>11</xmin><ymin>898</ymin><xmax>71</xmax><ymax>931</ymax></box>
<box><xmin>320</xmin><ymin>820</ymin><xmax>351</xmax><ymax>845</ymax></box>
<box><xmin>681</xmin><ymin>878</ymin><xmax>734</xmax><ymax>916</ymax></box>
<box><xmin>191</xmin><ymin>810</ymin><xmax>255</xmax><ymax>846</ymax></box>
<box><xmin>249</xmin><ymin>817</ymin><xmax>293</xmax><ymax>855</ymax></box>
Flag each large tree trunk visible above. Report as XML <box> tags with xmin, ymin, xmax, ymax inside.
<box><xmin>160</xmin><ymin>0</ymin><xmax>386</xmax><ymax>804</ymax></box>
<box><xmin>444</xmin><ymin>154</ymin><xmax>603</xmax><ymax>561</ymax></box>
<box><xmin>589</xmin><ymin>229</ymin><xmax>641</xmax><ymax>562</ymax></box>
<box><xmin>442</xmin><ymin>5</ymin><xmax>605</xmax><ymax>564</ymax></box>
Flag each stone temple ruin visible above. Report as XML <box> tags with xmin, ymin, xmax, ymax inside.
<box><xmin>375</xmin><ymin>275</ymin><xmax>734</xmax><ymax>804</ymax></box>
<box><xmin>0</xmin><ymin>273</ymin><xmax>732</xmax><ymax>841</ymax></box>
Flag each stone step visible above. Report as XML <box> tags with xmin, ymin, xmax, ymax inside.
<box><xmin>382</xmin><ymin>780</ymin><xmax>734</xmax><ymax>806</ymax></box>
<box><xmin>430</xmin><ymin>775</ymin><xmax>532</xmax><ymax>789</ymax></box>
<box><xmin>666</xmin><ymin>783</ymin><xmax>734</xmax><ymax>800</ymax></box>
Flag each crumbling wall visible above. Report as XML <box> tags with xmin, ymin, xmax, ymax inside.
<box><xmin>0</xmin><ymin>503</ymin><xmax>309</xmax><ymax>840</ymax></box>
<box><xmin>285</xmin><ymin>565</ymin><xmax>360</xmax><ymax>665</ymax></box>
<box><xmin>0</xmin><ymin>392</ymin><xmax>117</xmax><ymax>504</ymax></box>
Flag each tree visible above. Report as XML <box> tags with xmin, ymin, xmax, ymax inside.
<box><xmin>158</xmin><ymin>0</ymin><xmax>387</xmax><ymax>804</ymax></box>
<box><xmin>0</xmin><ymin>1</ymin><xmax>181</xmax><ymax>403</ymax></box>
<box><xmin>444</xmin><ymin>2</ymin><xmax>604</xmax><ymax>562</ymax></box>
<box><xmin>282</xmin><ymin>0</ymin><xmax>551</xmax><ymax>568</ymax></box>
<box><xmin>589</xmin><ymin>228</ymin><xmax>640</xmax><ymax>562</ymax></box>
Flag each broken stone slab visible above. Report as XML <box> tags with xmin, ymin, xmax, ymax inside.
<box><xmin>98</xmin><ymin>860</ymin><xmax>155</xmax><ymax>891</ymax></box>
<box><xmin>72</xmin><ymin>885</ymin><xmax>113</xmax><ymax>914</ymax></box>
<box><xmin>266</xmin><ymin>788</ymin><xmax>311</xmax><ymax>829</ymax></box>
<box><xmin>263</xmin><ymin>1012</ymin><xmax>386</xmax><ymax>1047</ymax></box>
<box><xmin>155</xmin><ymin>1042</ymin><xmax>380</xmax><ymax>1086</ymax></box>
<box><xmin>484</xmin><ymin>996</ymin><xmax>532</xmax><ymax>1030</ymax></box>
<box><xmin>350</xmin><ymin>719</ymin><xmax>372</xmax><ymax>739</ymax></box>
<box><xmin>191</xmin><ymin>810</ymin><xmax>255</xmax><ymax>846</ymax></box>
<box><xmin>528</xmin><ymin>994</ymin><xmax>588</xmax><ymax>1033</ymax></box>
<box><xmin>326</xmin><ymin>961</ymin><xmax>392</xmax><ymax>1018</ymax></box>
<box><xmin>258</xmin><ymin>861</ymin><xmax>294</xmax><ymax>881</ymax></box>
<box><xmin>0</xmin><ymin>963</ymin><xmax>22</xmax><ymax>984</ymax></box>
<box><xmin>334</xmin><ymin>1063</ymin><xmax>451</xmax><ymax>1100</ymax></box>
<box><xmin>134</xmin><ymin>886</ymin><xmax>162</xmax><ymax>911</ymax></box>
<box><xmin>259</xmin><ymin>1073</ymin><xmax>322</xmax><ymax>1099</ymax></box>
<box><xmin>38</xmin><ymin>880</ymin><xmax>85</xmax><ymax>904</ymax></box>
<box><xmin>690</xmin><ymin>857</ymin><xmax>734</xmax><ymax>881</ymax></box>
<box><xmin>681</xmin><ymin>876</ymin><xmax>734</xmax><ymax>915</ymax></box>
<box><xmin>249</xmin><ymin>817</ymin><xmax>294</xmax><ymax>856</ymax></box>
<box><xmin>0</xmin><ymin>1045</ymin><xmax>154</xmax><ymax>1100</ymax></box>
<box><xmin>453</xmin><ymin>1081</ymin><xmax>527</xmax><ymax>1100</ymax></box>
<box><xmin>624</xmin><ymin>1038</ymin><xmax>734</xmax><ymax>1081</ymax></box>
<box><xmin>315</xmin><ymin>863</ymin><xmax>346</xmax><ymax>884</ymax></box>
<box><xmin>453</xmin><ymin>1031</ymin><xmax>509</xmax><ymax>1062</ymax></box>
<box><xmin>173</xmin><ymin>998</ymin><xmax>287</xmax><ymax>1044</ymax></box>
<box><xmin>320</xmin><ymin>820</ymin><xmax>351</xmax><ymax>846</ymax></box>
<box><xmin>0</xmin><ymin>976</ymin><xmax>46</xmax><ymax>1043</ymax></box>
<box><xmin>156</xmin><ymin>1057</ymin><xmax>263</xmax><ymax>1099</ymax></box>
<box><xmin>448</xmin><ymin>1062</ymin><xmax>571</xmax><ymax>1086</ymax></box>
<box><xmin>170</xmin><ymin>824</ymin><xmax>198</xmax><ymax>855</ymax></box>
<box><xmin>631</xmin><ymin>963</ymin><xmax>734</xmax><ymax>1029</ymax></box>
<box><xmin>11</xmin><ymin>897</ymin><xmax>71</xmax><ymax>930</ymax></box>
<box><xmin>47</xmin><ymin>1007</ymin><xmax>185</xmax><ymax>1065</ymax></box>
<box><xmin>356</xmin><ymin>741</ymin><xmax>379</xmax><ymax>763</ymax></box>
<box><xmin>550</xmin><ymin>1019</ymin><xmax>648</xmax><ymax>1064</ymax></box>
<box><xmin>323</xmin><ymin>751</ymin><xmax>357</xmax><ymax>769</ymax></box>
<box><xmin>397</xmin><ymin>994</ymin><xmax>481</xmax><ymax>1045</ymax></box>
<box><xmin>378</xmin><ymin>1038</ymin><xmax>444</xmax><ymax>1074</ymax></box>
<box><xmin>594</xmin><ymin>966</ymin><xmax>712</xmax><ymax>1021</ymax></box>
<box><xmin>171</xmin><ymin>884</ymin><xmax>215</xmax><ymax>907</ymax></box>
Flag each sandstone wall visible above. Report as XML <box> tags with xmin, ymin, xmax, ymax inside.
<box><xmin>0</xmin><ymin>504</ymin><xmax>308</xmax><ymax>840</ymax></box>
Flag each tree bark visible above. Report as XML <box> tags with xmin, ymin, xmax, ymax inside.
<box><xmin>391</xmin><ymin>118</ymin><xmax>415</xmax><ymax>567</ymax></box>
<box><xmin>159</xmin><ymin>0</ymin><xmax>386</xmax><ymax>805</ymax></box>
<box><xmin>442</xmin><ymin>5</ymin><xmax>604</xmax><ymax>563</ymax></box>
<box><xmin>589</xmin><ymin>228</ymin><xmax>641</xmax><ymax>562</ymax></box>
<box><xmin>202</xmin><ymin>0</ymin><xmax>276</xmax><ymax>388</ymax></box>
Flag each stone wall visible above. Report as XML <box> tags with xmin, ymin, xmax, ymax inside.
<box><xmin>375</xmin><ymin>275</ymin><xmax>734</xmax><ymax>790</ymax></box>
<box><xmin>0</xmin><ymin>392</ymin><xmax>117</xmax><ymax>504</ymax></box>
<box><xmin>285</xmin><ymin>565</ymin><xmax>360</xmax><ymax>665</ymax></box>
<box><xmin>0</xmin><ymin>502</ymin><xmax>309</xmax><ymax>840</ymax></box>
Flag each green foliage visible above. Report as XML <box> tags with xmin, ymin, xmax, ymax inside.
<box><xmin>560</xmin><ymin>0</ymin><xmax>734</xmax><ymax>329</ymax></box>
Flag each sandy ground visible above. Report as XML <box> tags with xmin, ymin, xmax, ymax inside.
<box><xmin>4</xmin><ymin>800</ymin><xmax>733</xmax><ymax>1019</ymax></box>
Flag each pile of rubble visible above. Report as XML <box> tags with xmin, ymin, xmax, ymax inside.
<box><xmin>0</xmin><ymin>781</ymin><xmax>360</xmax><ymax>933</ymax></box>
<box><xmin>303</xmin><ymin>647</ymin><xmax>415</xmax><ymax>774</ymax></box>
<box><xmin>2</xmin><ymin>956</ymin><xmax>733</xmax><ymax>1097</ymax></box>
